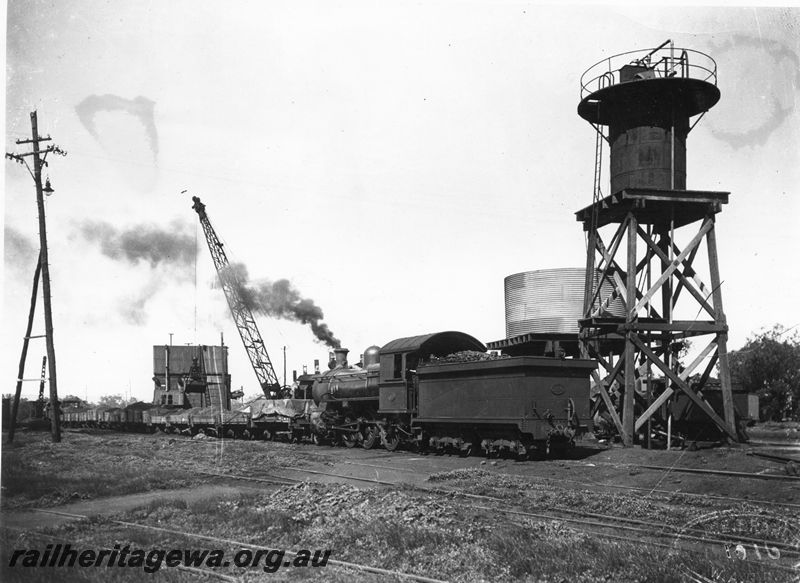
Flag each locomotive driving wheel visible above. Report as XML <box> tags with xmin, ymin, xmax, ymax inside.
<box><xmin>362</xmin><ymin>426</ymin><xmax>379</xmax><ymax>449</ymax></box>
<box><xmin>342</xmin><ymin>417</ymin><xmax>359</xmax><ymax>448</ymax></box>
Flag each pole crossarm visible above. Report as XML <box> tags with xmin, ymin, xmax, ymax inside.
<box><xmin>629</xmin><ymin>335</ymin><xmax>736</xmax><ymax>439</ymax></box>
<box><xmin>631</xmin><ymin>217</ymin><xmax>714</xmax><ymax>317</ymax></box>
<box><xmin>16</xmin><ymin>135</ymin><xmax>52</xmax><ymax>144</ymax></box>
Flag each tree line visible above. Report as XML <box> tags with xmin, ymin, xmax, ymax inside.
<box><xmin>729</xmin><ymin>324</ymin><xmax>800</xmax><ymax>422</ymax></box>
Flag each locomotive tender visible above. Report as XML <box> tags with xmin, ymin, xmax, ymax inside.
<box><xmin>59</xmin><ymin>330</ymin><xmax>595</xmax><ymax>458</ymax></box>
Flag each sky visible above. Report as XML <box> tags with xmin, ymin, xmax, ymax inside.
<box><xmin>3</xmin><ymin>2</ymin><xmax>799</xmax><ymax>404</ymax></box>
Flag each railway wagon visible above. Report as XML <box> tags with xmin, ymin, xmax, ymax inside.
<box><xmin>219</xmin><ymin>408</ymin><xmax>250</xmax><ymax>438</ymax></box>
<box><xmin>101</xmin><ymin>407</ymin><xmax>125</xmax><ymax>430</ymax></box>
<box><xmin>187</xmin><ymin>407</ymin><xmax>221</xmax><ymax>435</ymax></box>
<box><xmin>124</xmin><ymin>402</ymin><xmax>155</xmax><ymax>432</ymax></box>
<box><xmin>61</xmin><ymin>406</ymin><xmax>90</xmax><ymax>427</ymax></box>
<box><xmin>416</xmin><ymin>356</ymin><xmax>595</xmax><ymax>456</ymax></box>
<box><xmin>85</xmin><ymin>407</ymin><xmax>109</xmax><ymax>426</ymax></box>
<box><xmin>248</xmin><ymin>398</ymin><xmax>316</xmax><ymax>441</ymax></box>
<box><xmin>164</xmin><ymin>407</ymin><xmax>198</xmax><ymax>434</ymax></box>
<box><xmin>143</xmin><ymin>407</ymin><xmax>177</xmax><ymax>431</ymax></box>
<box><xmin>668</xmin><ymin>386</ymin><xmax>757</xmax><ymax>442</ymax></box>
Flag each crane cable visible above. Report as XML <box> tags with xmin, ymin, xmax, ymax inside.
<box><xmin>194</xmin><ymin>218</ymin><xmax>199</xmax><ymax>344</ymax></box>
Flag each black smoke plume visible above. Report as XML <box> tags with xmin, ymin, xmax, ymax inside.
<box><xmin>221</xmin><ymin>263</ymin><xmax>341</xmax><ymax>348</ymax></box>
<box><xmin>77</xmin><ymin>220</ymin><xmax>195</xmax><ymax>269</ymax></box>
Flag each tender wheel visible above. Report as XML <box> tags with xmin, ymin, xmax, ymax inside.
<box><xmin>262</xmin><ymin>429</ymin><xmax>272</xmax><ymax>441</ymax></box>
<box><xmin>382</xmin><ymin>428</ymin><xmax>401</xmax><ymax>452</ymax></box>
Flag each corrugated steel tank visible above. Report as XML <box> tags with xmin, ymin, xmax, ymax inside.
<box><xmin>505</xmin><ymin>268</ymin><xmax>624</xmax><ymax>336</ymax></box>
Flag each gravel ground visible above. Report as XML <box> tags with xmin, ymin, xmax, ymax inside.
<box><xmin>3</xmin><ymin>428</ymin><xmax>799</xmax><ymax>582</ymax></box>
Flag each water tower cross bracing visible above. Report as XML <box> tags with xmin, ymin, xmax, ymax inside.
<box><xmin>575</xmin><ymin>42</ymin><xmax>740</xmax><ymax>445</ymax></box>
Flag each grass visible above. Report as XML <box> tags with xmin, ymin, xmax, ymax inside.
<box><xmin>0</xmin><ymin>429</ymin><xmax>334</xmax><ymax>509</ymax></box>
<box><xmin>2</xmin><ymin>459</ymin><xmax>192</xmax><ymax>508</ymax></box>
<box><xmin>3</xmin><ymin>431</ymin><xmax>797</xmax><ymax>582</ymax></box>
<box><xmin>3</xmin><ymin>484</ymin><xmax>795</xmax><ymax>583</ymax></box>
<box><xmin>1</xmin><ymin>432</ymin><xmax>198</xmax><ymax>509</ymax></box>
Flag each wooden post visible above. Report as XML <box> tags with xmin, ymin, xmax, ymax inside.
<box><xmin>706</xmin><ymin>217</ymin><xmax>737</xmax><ymax>438</ymax></box>
<box><xmin>622</xmin><ymin>212</ymin><xmax>638</xmax><ymax>445</ymax></box>
<box><xmin>580</xmin><ymin>222</ymin><xmax>598</xmax><ymax>415</ymax></box>
<box><xmin>8</xmin><ymin>252</ymin><xmax>42</xmax><ymax>443</ymax></box>
<box><xmin>583</xmin><ymin>225</ymin><xmax>598</xmax><ymax>318</ymax></box>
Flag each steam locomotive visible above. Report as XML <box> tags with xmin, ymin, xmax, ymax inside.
<box><xmin>301</xmin><ymin>331</ymin><xmax>594</xmax><ymax>457</ymax></box>
<box><xmin>58</xmin><ymin>330</ymin><xmax>595</xmax><ymax>458</ymax></box>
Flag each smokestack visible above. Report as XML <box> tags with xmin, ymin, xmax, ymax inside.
<box><xmin>328</xmin><ymin>351</ymin><xmax>336</xmax><ymax>370</ymax></box>
<box><xmin>313</xmin><ymin>359</ymin><xmax>320</xmax><ymax>374</ymax></box>
<box><xmin>334</xmin><ymin>348</ymin><xmax>349</xmax><ymax>368</ymax></box>
<box><xmin>303</xmin><ymin>365</ymin><xmax>308</xmax><ymax>374</ymax></box>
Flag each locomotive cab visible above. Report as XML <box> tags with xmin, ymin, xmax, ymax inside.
<box><xmin>378</xmin><ymin>331</ymin><xmax>486</xmax><ymax>415</ymax></box>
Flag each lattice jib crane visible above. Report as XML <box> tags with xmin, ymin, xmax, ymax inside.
<box><xmin>191</xmin><ymin>196</ymin><xmax>280</xmax><ymax>398</ymax></box>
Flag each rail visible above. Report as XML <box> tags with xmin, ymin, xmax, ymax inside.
<box><xmin>580</xmin><ymin>43</ymin><xmax>717</xmax><ymax>99</ymax></box>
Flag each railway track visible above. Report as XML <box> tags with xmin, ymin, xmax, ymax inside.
<box><xmin>13</xmin><ymin>473</ymin><xmax>799</xmax><ymax>582</ymax></box>
<box><xmin>192</xmin><ymin>463</ymin><xmax>800</xmax><ymax>564</ymax></box>
<box><xmin>336</xmin><ymin>453</ymin><xmax>800</xmax><ymax>512</ymax></box>
<box><xmin>178</xmin><ymin>432</ymin><xmax>800</xmax><ymax>513</ymax></box>
<box><xmin>1</xmin><ymin>523</ymin><xmax>240</xmax><ymax>583</ymax></box>
<box><xmin>5</xmin><ymin>448</ymin><xmax>797</xmax><ymax>581</ymax></box>
<box><xmin>6</xmin><ymin>508</ymin><xmax>449</xmax><ymax>583</ymax></box>
<box><xmin>340</xmin><ymin>456</ymin><xmax>800</xmax><ymax>510</ymax></box>
<box><xmin>21</xmin><ymin>430</ymin><xmax>797</xmax><ymax>579</ymax></box>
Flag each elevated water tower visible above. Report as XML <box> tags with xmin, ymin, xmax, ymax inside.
<box><xmin>575</xmin><ymin>41</ymin><xmax>740</xmax><ymax>446</ymax></box>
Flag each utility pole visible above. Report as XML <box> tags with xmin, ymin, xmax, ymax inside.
<box><xmin>6</xmin><ymin>111</ymin><xmax>67</xmax><ymax>443</ymax></box>
<box><xmin>283</xmin><ymin>346</ymin><xmax>287</xmax><ymax>389</ymax></box>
